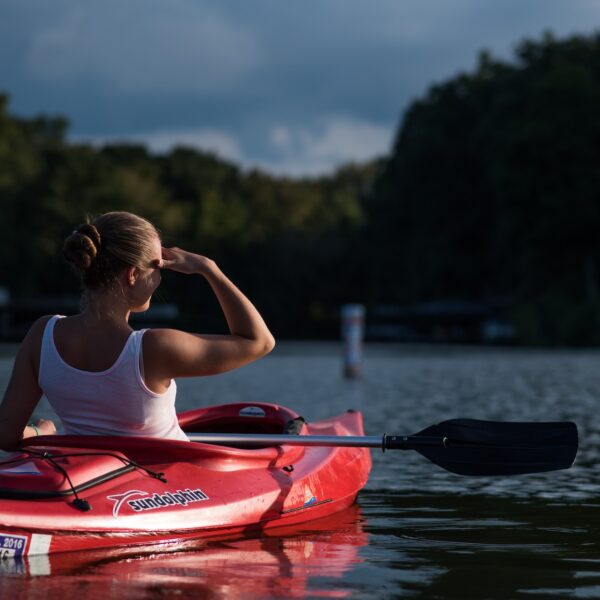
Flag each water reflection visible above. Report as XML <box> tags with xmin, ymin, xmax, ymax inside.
<box><xmin>0</xmin><ymin>504</ymin><xmax>368</xmax><ymax>600</ymax></box>
<box><xmin>360</xmin><ymin>490</ymin><xmax>600</xmax><ymax>599</ymax></box>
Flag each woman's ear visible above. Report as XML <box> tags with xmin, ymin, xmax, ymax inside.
<box><xmin>125</xmin><ymin>266</ymin><xmax>140</xmax><ymax>287</ymax></box>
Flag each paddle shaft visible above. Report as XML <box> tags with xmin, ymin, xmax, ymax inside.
<box><xmin>187</xmin><ymin>433</ymin><xmax>454</xmax><ymax>450</ymax></box>
<box><xmin>188</xmin><ymin>433</ymin><xmax>385</xmax><ymax>448</ymax></box>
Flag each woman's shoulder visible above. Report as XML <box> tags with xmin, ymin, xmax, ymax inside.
<box><xmin>25</xmin><ymin>315</ymin><xmax>55</xmax><ymax>342</ymax></box>
<box><xmin>19</xmin><ymin>315</ymin><xmax>56</xmax><ymax>367</ymax></box>
<box><xmin>141</xmin><ymin>328</ymin><xmax>203</xmax><ymax>365</ymax></box>
<box><xmin>141</xmin><ymin>327</ymin><xmax>188</xmax><ymax>349</ymax></box>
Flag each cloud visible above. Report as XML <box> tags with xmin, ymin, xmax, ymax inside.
<box><xmin>260</xmin><ymin>116</ymin><xmax>393</xmax><ymax>176</ymax></box>
<box><xmin>24</xmin><ymin>0</ymin><xmax>262</xmax><ymax>93</ymax></box>
<box><xmin>74</xmin><ymin>127</ymin><xmax>242</xmax><ymax>163</ymax></box>
<box><xmin>140</xmin><ymin>128</ymin><xmax>243</xmax><ymax>161</ymax></box>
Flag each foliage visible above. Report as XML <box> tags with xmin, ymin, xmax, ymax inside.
<box><xmin>0</xmin><ymin>96</ymin><xmax>376</xmax><ymax>338</ymax></box>
<box><xmin>371</xmin><ymin>32</ymin><xmax>600</xmax><ymax>345</ymax></box>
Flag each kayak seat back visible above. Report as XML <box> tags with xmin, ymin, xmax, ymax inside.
<box><xmin>178</xmin><ymin>402</ymin><xmax>306</xmax><ymax>437</ymax></box>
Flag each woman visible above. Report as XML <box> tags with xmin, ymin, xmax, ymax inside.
<box><xmin>0</xmin><ymin>211</ymin><xmax>275</xmax><ymax>449</ymax></box>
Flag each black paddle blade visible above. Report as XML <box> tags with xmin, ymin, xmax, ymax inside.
<box><xmin>388</xmin><ymin>419</ymin><xmax>578</xmax><ymax>476</ymax></box>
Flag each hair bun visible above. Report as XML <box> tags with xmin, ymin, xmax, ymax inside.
<box><xmin>74</xmin><ymin>223</ymin><xmax>101</xmax><ymax>251</ymax></box>
<box><xmin>63</xmin><ymin>223</ymin><xmax>102</xmax><ymax>271</ymax></box>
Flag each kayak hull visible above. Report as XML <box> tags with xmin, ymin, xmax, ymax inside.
<box><xmin>0</xmin><ymin>504</ymin><xmax>369</xmax><ymax>596</ymax></box>
<box><xmin>0</xmin><ymin>403</ymin><xmax>371</xmax><ymax>557</ymax></box>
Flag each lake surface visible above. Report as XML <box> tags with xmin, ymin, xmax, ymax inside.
<box><xmin>0</xmin><ymin>342</ymin><xmax>599</xmax><ymax>599</ymax></box>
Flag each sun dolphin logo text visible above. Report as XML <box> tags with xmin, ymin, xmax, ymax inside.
<box><xmin>129</xmin><ymin>489</ymin><xmax>209</xmax><ymax>512</ymax></box>
<box><xmin>108</xmin><ymin>489</ymin><xmax>209</xmax><ymax>517</ymax></box>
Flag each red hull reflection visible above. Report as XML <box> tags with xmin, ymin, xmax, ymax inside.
<box><xmin>0</xmin><ymin>503</ymin><xmax>368</xmax><ymax>600</ymax></box>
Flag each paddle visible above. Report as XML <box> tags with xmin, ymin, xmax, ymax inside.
<box><xmin>187</xmin><ymin>419</ymin><xmax>578</xmax><ymax>476</ymax></box>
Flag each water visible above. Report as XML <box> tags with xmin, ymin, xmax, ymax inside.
<box><xmin>0</xmin><ymin>342</ymin><xmax>599</xmax><ymax>599</ymax></box>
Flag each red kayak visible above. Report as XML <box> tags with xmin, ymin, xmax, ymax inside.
<box><xmin>0</xmin><ymin>403</ymin><xmax>371</xmax><ymax>558</ymax></box>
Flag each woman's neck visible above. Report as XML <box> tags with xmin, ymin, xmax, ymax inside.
<box><xmin>80</xmin><ymin>290</ymin><xmax>132</xmax><ymax>327</ymax></box>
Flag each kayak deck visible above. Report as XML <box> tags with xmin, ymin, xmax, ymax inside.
<box><xmin>0</xmin><ymin>403</ymin><xmax>371</xmax><ymax>556</ymax></box>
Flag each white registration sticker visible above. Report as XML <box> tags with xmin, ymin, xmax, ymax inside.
<box><xmin>0</xmin><ymin>534</ymin><xmax>28</xmax><ymax>560</ymax></box>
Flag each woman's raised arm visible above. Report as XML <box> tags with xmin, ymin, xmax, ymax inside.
<box><xmin>144</xmin><ymin>247</ymin><xmax>275</xmax><ymax>381</ymax></box>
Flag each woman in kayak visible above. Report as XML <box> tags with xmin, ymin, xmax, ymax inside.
<box><xmin>0</xmin><ymin>211</ymin><xmax>275</xmax><ymax>448</ymax></box>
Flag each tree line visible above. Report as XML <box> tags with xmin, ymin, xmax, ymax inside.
<box><xmin>0</xmin><ymin>93</ymin><xmax>379</xmax><ymax>338</ymax></box>
<box><xmin>370</xmin><ymin>31</ymin><xmax>600</xmax><ymax>345</ymax></box>
<box><xmin>2</xmin><ymin>31</ymin><xmax>600</xmax><ymax>345</ymax></box>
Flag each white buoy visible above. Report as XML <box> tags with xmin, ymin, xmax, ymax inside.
<box><xmin>341</xmin><ymin>304</ymin><xmax>365</xmax><ymax>378</ymax></box>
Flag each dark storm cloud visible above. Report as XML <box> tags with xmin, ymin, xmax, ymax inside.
<box><xmin>1</xmin><ymin>0</ymin><xmax>600</xmax><ymax>174</ymax></box>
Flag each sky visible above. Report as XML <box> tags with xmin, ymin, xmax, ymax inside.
<box><xmin>2</xmin><ymin>0</ymin><xmax>600</xmax><ymax>176</ymax></box>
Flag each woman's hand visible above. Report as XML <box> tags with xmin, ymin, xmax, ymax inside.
<box><xmin>160</xmin><ymin>247</ymin><xmax>217</xmax><ymax>276</ymax></box>
<box><xmin>22</xmin><ymin>418</ymin><xmax>57</xmax><ymax>439</ymax></box>
<box><xmin>35</xmin><ymin>418</ymin><xmax>56</xmax><ymax>435</ymax></box>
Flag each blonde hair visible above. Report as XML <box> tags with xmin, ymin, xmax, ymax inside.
<box><xmin>63</xmin><ymin>212</ymin><xmax>159</xmax><ymax>289</ymax></box>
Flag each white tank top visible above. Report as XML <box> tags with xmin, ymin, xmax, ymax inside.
<box><xmin>38</xmin><ymin>316</ymin><xmax>188</xmax><ymax>441</ymax></box>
